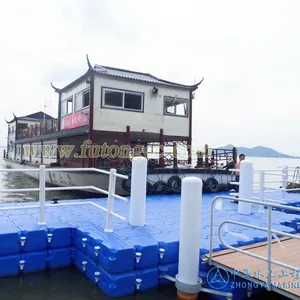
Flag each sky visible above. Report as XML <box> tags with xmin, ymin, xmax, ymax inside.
<box><xmin>0</xmin><ymin>0</ymin><xmax>299</xmax><ymax>155</ymax></box>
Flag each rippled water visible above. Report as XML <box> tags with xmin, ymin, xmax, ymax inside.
<box><xmin>0</xmin><ymin>158</ymin><xmax>289</xmax><ymax>299</ymax></box>
<box><xmin>0</xmin><ymin>158</ymin><xmax>94</xmax><ymax>203</ymax></box>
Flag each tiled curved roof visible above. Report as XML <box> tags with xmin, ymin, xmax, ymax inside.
<box><xmin>93</xmin><ymin>64</ymin><xmax>201</xmax><ymax>89</ymax></box>
<box><xmin>55</xmin><ymin>61</ymin><xmax>203</xmax><ymax>93</ymax></box>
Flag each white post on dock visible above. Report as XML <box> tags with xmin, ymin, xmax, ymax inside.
<box><xmin>175</xmin><ymin>177</ymin><xmax>202</xmax><ymax>300</ymax></box>
<box><xmin>129</xmin><ymin>156</ymin><xmax>147</xmax><ymax>226</ymax></box>
<box><xmin>105</xmin><ymin>168</ymin><xmax>117</xmax><ymax>232</ymax></box>
<box><xmin>38</xmin><ymin>165</ymin><xmax>46</xmax><ymax>225</ymax></box>
<box><xmin>238</xmin><ymin>160</ymin><xmax>253</xmax><ymax>215</ymax></box>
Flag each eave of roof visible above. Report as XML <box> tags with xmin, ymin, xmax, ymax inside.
<box><xmin>52</xmin><ymin>55</ymin><xmax>203</xmax><ymax>93</ymax></box>
<box><xmin>93</xmin><ymin>64</ymin><xmax>203</xmax><ymax>90</ymax></box>
<box><xmin>6</xmin><ymin>112</ymin><xmax>55</xmax><ymax>124</ymax></box>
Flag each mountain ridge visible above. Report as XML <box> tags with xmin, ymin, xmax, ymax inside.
<box><xmin>220</xmin><ymin>144</ymin><xmax>299</xmax><ymax>159</ymax></box>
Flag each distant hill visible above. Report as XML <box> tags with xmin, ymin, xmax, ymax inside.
<box><xmin>220</xmin><ymin>144</ymin><xmax>299</xmax><ymax>159</ymax></box>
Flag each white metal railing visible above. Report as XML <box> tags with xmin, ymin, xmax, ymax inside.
<box><xmin>229</xmin><ymin>165</ymin><xmax>300</xmax><ymax>206</ymax></box>
<box><xmin>209</xmin><ymin>195</ymin><xmax>300</xmax><ymax>291</ymax></box>
<box><xmin>0</xmin><ymin>165</ymin><xmax>129</xmax><ymax>232</ymax></box>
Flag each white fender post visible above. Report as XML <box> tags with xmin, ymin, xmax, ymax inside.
<box><xmin>176</xmin><ymin>177</ymin><xmax>202</xmax><ymax>300</ymax></box>
<box><xmin>238</xmin><ymin>160</ymin><xmax>253</xmax><ymax>215</ymax></box>
<box><xmin>129</xmin><ymin>156</ymin><xmax>148</xmax><ymax>226</ymax></box>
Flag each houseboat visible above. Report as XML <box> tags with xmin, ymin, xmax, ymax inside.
<box><xmin>3</xmin><ymin>55</ymin><xmax>237</xmax><ymax>196</ymax></box>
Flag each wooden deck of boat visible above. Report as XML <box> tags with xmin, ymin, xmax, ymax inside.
<box><xmin>204</xmin><ymin>236</ymin><xmax>300</xmax><ymax>299</ymax></box>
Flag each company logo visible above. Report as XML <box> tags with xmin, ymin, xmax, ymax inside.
<box><xmin>207</xmin><ymin>266</ymin><xmax>230</xmax><ymax>290</ymax></box>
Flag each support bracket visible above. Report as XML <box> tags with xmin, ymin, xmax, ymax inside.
<box><xmin>160</xmin><ymin>274</ymin><xmax>233</xmax><ymax>300</ymax></box>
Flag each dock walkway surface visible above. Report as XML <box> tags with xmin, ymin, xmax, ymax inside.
<box><xmin>0</xmin><ymin>190</ymin><xmax>299</xmax><ymax>298</ymax></box>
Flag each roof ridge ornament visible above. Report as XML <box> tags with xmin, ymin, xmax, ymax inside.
<box><xmin>196</xmin><ymin>78</ymin><xmax>204</xmax><ymax>87</ymax></box>
<box><xmin>50</xmin><ymin>82</ymin><xmax>61</xmax><ymax>93</ymax></box>
<box><xmin>86</xmin><ymin>54</ymin><xmax>93</xmax><ymax>70</ymax></box>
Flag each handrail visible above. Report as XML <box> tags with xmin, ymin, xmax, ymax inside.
<box><xmin>231</xmin><ymin>164</ymin><xmax>300</xmax><ymax>203</ymax></box>
<box><xmin>0</xmin><ymin>167</ymin><xmax>128</xmax><ymax>179</ymax></box>
<box><xmin>209</xmin><ymin>195</ymin><xmax>300</xmax><ymax>290</ymax></box>
<box><xmin>0</xmin><ymin>201</ymin><xmax>126</xmax><ymax>221</ymax></box>
<box><xmin>0</xmin><ymin>165</ymin><xmax>128</xmax><ymax>231</ymax></box>
<box><xmin>218</xmin><ymin>220</ymin><xmax>300</xmax><ymax>270</ymax></box>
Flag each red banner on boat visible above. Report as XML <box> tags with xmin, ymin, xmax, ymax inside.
<box><xmin>60</xmin><ymin>109</ymin><xmax>89</xmax><ymax>130</ymax></box>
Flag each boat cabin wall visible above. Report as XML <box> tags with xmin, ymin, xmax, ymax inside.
<box><xmin>60</xmin><ymin>80</ymin><xmax>90</xmax><ymax>131</ymax></box>
<box><xmin>17</xmin><ymin>140</ymin><xmax>57</xmax><ymax>165</ymax></box>
<box><xmin>7</xmin><ymin>121</ymin><xmax>16</xmax><ymax>160</ymax></box>
<box><xmin>58</xmin><ymin>134</ymin><xmax>89</xmax><ymax>167</ymax></box>
<box><xmin>93</xmin><ymin>75</ymin><xmax>190</xmax><ymax>138</ymax></box>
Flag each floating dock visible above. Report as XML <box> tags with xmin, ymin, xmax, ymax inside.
<box><xmin>0</xmin><ymin>191</ymin><xmax>299</xmax><ymax>299</ymax></box>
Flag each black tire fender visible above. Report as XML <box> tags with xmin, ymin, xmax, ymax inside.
<box><xmin>152</xmin><ymin>180</ymin><xmax>169</xmax><ymax>194</ymax></box>
<box><xmin>123</xmin><ymin>177</ymin><xmax>153</xmax><ymax>194</ymax></box>
<box><xmin>146</xmin><ymin>181</ymin><xmax>153</xmax><ymax>195</ymax></box>
<box><xmin>122</xmin><ymin>177</ymin><xmax>131</xmax><ymax>192</ymax></box>
<box><xmin>202</xmin><ymin>179</ymin><xmax>208</xmax><ymax>192</ymax></box>
<box><xmin>167</xmin><ymin>175</ymin><xmax>181</xmax><ymax>193</ymax></box>
<box><xmin>205</xmin><ymin>177</ymin><xmax>219</xmax><ymax>193</ymax></box>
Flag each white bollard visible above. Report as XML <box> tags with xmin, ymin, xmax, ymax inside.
<box><xmin>175</xmin><ymin>177</ymin><xmax>202</xmax><ymax>300</ymax></box>
<box><xmin>238</xmin><ymin>160</ymin><xmax>253</xmax><ymax>215</ymax></box>
<box><xmin>38</xmin><ymin>165</ymin><xmax>46</xmax><ymax>225</ymax></box>
<box><xmin>129</xmin><ymin>156</ymin><xmax>148</xmax><ymax>226</ymax></box>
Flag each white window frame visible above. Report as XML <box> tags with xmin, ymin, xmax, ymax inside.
<box><xmin>102</xmin><ymin>88</ymin><xmax>144</xmax><ymax>112</ymax></box>
<box><xmin>74</xmin><ymin>89</ymin><xmax>90</xmax><ymax>112</ymax></box>
<box><xmin>61</xmin><ymin>97</ymin><xmax>73</xmax><ymax>116</ymax></box>
<box><xmin>164</xmin><ymin>96</ymin><xmax>188</xmax><ymax>117</ymax></box>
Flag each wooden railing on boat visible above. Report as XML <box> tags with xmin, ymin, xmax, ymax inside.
<box><xmin>16</xmin><ymin>119</ymin><xmax>58</xmax><ymax>140</ymax></box>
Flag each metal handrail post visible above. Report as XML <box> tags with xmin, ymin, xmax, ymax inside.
<box><xmin>258</xmin><ymin>171</ymin><xmax>265</xmax><ymax>212</ymax></box>
<box><xmin>209</xmin><ymin>195</ymin><xmax>300</xmax><ymax>266</ymax></box>
<box><xmin>105</xmin><ymin>168</ymin><xmax>117</xmax><ymax>232</ymax></box>
<box><xmin>267</xmin><ymin>206</ymin><xmax>272</xmax><ymax>291</ymax></box>
<box><xmin>38</xmin><ymin>165</ymin><xmax>46</xmax><ymax>225</ymax></box>
<box><xmin>282</xmin><ymin>166</ymin><xmax>288</xmax><ymax>201</ymax></box>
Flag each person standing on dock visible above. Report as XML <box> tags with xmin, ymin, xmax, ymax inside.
<box><xmin>231</xmin><ymin>154</ymin><xmax>245</xmax><ymax>201</ymax></box>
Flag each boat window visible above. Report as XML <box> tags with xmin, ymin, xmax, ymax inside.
<box><xmin>34</xmin><ymin>144</ymin><xmax>41</xmax><ymax>157</ymax></box>
<box><xmin>74</xmin><ymin>93</ymin><xmax>82</xmax><ymax>111</ymax></box>
<box><xmin>17</xmin><ymin>145</ymin><xmax>21</xmax><ymax>156</ymax></box>
<box><xmin>83</xmin><ymin>90</ymin><xmax>90</xmax><ymax>107</ymax></box>
<box><xmin>164</xmin><ymin>97</ymin><xmax>188</xmax><ymax>117</ymax></box>
<box><xmin>104</xmin><ymin>90</ymin><xmax>123</xmax><ymax>107</ymax></box>
<box><xmin>67</xmin><ymin>98</ymin><xmax>73</xmax><ymax>114</ymax></box>
<box><xmin>124</xmin><ymin>93</ymin><xmax>142</xmax><ymax>111</ymax></box>
<box><xmin>102</xmin><ymin>88</ymin><xmax>143</xmax><ymax>112</ymax></box>
<box><xmin>61</xmin><ymin>97</ymin><xmax>73</xmax><ymax>116</ymax></box>
<box><xmin>74</xmin><ymin>90</ymin><xmax>90</xmax><ymax>111</ymax></box>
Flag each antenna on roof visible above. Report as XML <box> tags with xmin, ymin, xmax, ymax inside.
<box><xmin>43</xmin><ymin>99</ymin><xmax>51</xmax><ymax>123</ymax></box>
